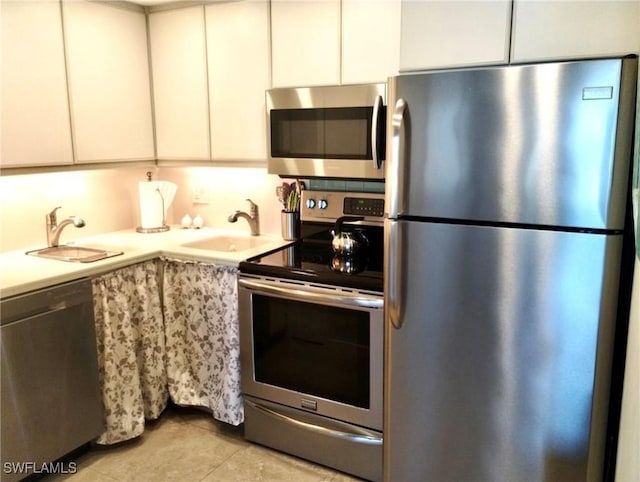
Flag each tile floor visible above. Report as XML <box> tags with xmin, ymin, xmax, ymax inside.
<box><xmin>51</xmin><ymin>404</ymin><xmax>362</xmax><ymax>482</ymax></box>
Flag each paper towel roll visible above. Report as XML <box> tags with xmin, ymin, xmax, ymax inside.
<box><xmin>139</xmin><ymin>181</ymin><xmax>178</xmax><ymax>229</ymax></box>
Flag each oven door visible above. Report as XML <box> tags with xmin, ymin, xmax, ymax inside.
<box><xmin>238</xmin><ymin>275</ymin><xmax>383</xmax><ymax>431</ymax></box>
<box><xmin>266</xmin><ymin>83</ymin><xmax>386</xmax><ymax>179</ymax></box>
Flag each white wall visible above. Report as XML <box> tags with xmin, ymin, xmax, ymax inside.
<box><xmin>616</xmin><ymin>257</ymin><xmax>639</xmax><ymax>481</ymax></box>
<box><xmin>158</xmin><ymin>166</ymin><xmax>283</xmax><ymax>236</ymax></box>
<box><xmin>0</xmin><ymin>167</ymin><xmax>148</xmax><ymax>252</ymax></box>
<box><xmin>0</xmin><ymin>165</ymin><xmax>284</xmax><ymax>253</ymax></box>
<box><xmin>615</xmin><ymin>42</ymin><xmax>640</xmax><ymax>481</ymax></box>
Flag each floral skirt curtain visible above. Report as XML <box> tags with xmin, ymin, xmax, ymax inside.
<box><xmin>91</xmin><ymin>259</ymin><xmax>168</xmax><ymax>445</ymax></box>
<box><xmin>162</xmin><ymin>258</ymin><xmax>243</xmax><ymax>426</ymax></box>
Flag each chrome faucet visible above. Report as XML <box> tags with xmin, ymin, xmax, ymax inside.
<box><xmin>46</xmin><ymin>206</ymin><xmax>85</xmax><ymax>247</ymax></box>
<box><xmin>228</xmin><ymin>199</ymin><xmax>260</xmax><ymax>236</ymax></box>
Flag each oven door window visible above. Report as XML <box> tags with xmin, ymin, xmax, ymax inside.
<box><xmin>270</xmin><ymin>107</ymin><xmax>373</xmax><ymax>160</ymax></box>
<box><xmin>252</xmin><ymin>294</ymin><xmax>371</xmax><ymax>409</ymax></box>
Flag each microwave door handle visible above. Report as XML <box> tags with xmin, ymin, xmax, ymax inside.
<box><xmin>371</xmin><ymin>95</ymin><xmax>383</xmax><ymax>170</ymax></box>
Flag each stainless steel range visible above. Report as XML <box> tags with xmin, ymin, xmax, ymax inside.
<box><xmin>238</xmin><ymin>190</ymin><xmax>384</xmax><ymax>482</ymax></box>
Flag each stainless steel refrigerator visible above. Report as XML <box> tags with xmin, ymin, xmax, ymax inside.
<box><xmin>384</xmin><ymin>57</ymin><xmax>638</xmax><ymax>482</ymax></box>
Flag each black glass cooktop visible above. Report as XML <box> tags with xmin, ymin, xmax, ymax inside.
<box><xmin>240</xmin><ymin>224</ymin><xmax>383</xmax><ymax>293</ymax></box>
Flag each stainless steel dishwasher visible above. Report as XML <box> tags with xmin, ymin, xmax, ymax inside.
<box><xmin>1</xmin><ymin>278</ymin><xmax>103</xmax><ymax>482</ymax></box>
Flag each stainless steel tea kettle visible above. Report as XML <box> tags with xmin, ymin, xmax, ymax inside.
<box><xmin>331</xmin><ymin>216</ymin><xmax>366</xmax><ymax>255</ymax></box>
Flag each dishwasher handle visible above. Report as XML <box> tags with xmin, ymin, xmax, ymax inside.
<box><xmin>0</xmin><ymin>278</ymin><xmax>93</xmax><ymax>326</ymax></box>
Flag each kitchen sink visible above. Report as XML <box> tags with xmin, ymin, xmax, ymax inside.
<box><xmin>182</xmin><ymin>235</ymin><xmax>269</xmax><ymax>253</ymax></box>
<box><xmin>27</xmin><ymin>245</ymin><xmax>123</xmax><ymax>263</ymax></box>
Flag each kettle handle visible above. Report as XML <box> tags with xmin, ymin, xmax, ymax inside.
<box><xmin>332</xmin><ymin>216</ymin><xmax>365</xmax><ymax>235</ymax></box>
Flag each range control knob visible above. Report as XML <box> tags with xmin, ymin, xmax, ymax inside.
<box><xmin>318</xmin><ymin>199</ymin><xmax>328</xmax><ymax>210</ymax></box>
<box><xmin>306</xmin><ymin>198</ymin><xmax>316</xmax><ymax>209</ymax></box>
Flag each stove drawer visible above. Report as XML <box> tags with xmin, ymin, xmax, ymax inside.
<box><xmin>244</xmin><ymin>396</ymin><xmax>382</xmax><ymax>481</ymax></box>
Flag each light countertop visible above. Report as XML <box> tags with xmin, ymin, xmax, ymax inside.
<box><xmin>0</xmin><ymin>226</ymin><xmax>291</xmax><ymax>299</ymax></box>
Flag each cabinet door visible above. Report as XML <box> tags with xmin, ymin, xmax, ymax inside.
<box><xmin>206</xmin><ymin>0</ymin><xmax>270</xmax><ymax>160</ymax></box>
<box><xmin>342</xmin><ymin>0</ymin><xmax>401</xmax><ymax>84</ymax></box>
<box><xmin>63</xmin><ymin>1</ymin><xmax>154</xmax><ymax>162</ymax></box>
<box><xmin>271</xmin><ymin>0</ymin><xmax>340</xmax><ymax>87</ymax></box>
<box><xmin>1</xmin><ymin>0</ymin><xmax>73</xmax><ymax>167</ymax></box>
<box><xmin>400</xmin><ymin>0</ymin><xmax>512</xmax><ymax>71</ymax></box>
<box><xmin>149</xmin><ymin>6</ymin><xmax>210</xmax><ymax>160</ymax></box>
<box><xmin>511</xmin><ymin>1</ymin><xmax>640</xmax><ymax>62</ymax></box>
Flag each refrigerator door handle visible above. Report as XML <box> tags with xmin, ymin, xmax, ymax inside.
<box><xmin>386</xmin><ymin>98</ymin><xmax>407</xmax><ymax>218</ymax></box>
<box><xmin>371</xmin><ymin>95</ymin><xmax>383</xmax><ymax>170</ymax></box>
<box><xmin>386</xmin><ymin>220</ymin><xmax>404</xmax><ymax>329</ymax></box>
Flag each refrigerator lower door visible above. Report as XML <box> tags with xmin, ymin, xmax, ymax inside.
<box><xmin>384</xmin><ymin>220</ymin><xmax>623</xmax><ymax>482</ymax></box>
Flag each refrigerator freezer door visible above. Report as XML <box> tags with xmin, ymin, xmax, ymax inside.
<box><xmin>384</xmin><ymin>220</ymin><xmax>622</xmax><ymax>482</ymax></box>
<box><xmin>386</xmin><ymin>58</ymin><xmax>637</xmax><ymax>230</ymax></box>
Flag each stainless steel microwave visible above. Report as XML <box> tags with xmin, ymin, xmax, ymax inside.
<box><xmin>266</xmin><ymin>83</ymin><xmax>386</xmax><ymax>180</ymax></box>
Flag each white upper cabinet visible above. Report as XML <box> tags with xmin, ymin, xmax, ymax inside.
<box><xmin>511</xmin><ymin>1</ymin><xmax>640</xmax><ymax>62</ymax></box>
<box><xmin>272</xmin><ymin>0</ymin><xmax>400</xmax><ymax>86</ymax></box>
<box><xmin>149</xmin><ymin>6</ymin><xmax>210</xmax><ymax>160</ymax></box>
<box><xmin>206</xmin><ymin>0</ymin><xmax>270</xmax><ymax>160</ymax></box>
<box><xmin>271</xmin><ymin>0</ymin><xmax>341</xmax><ymax>87</ymax></box>
<box><xmin>63</xmin><ymin>1</ymin><xmax>154</xmax><ymax>162</ymax></box>
<box><xmin>1</xmin><ymin>0</ymin><xmax>73</xmax><ymax>167</ymax></box>
<box><xmin>342</xmin><ymin>0</ymin><xmax>401</xmax><ymax>84</ymax></box>
<box><xmin>400</xmin><ymin>0</ymin><xmax>512</xmax><ymax>71</ymax></box>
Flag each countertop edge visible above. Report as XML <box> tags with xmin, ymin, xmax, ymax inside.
<box><xmin>0</xmin><ymin>227</ymin><xmax>289</xmax><ymax>299</ymax></box>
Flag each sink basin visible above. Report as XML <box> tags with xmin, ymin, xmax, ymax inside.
<box><xmin>27</xmin><ymin>245</ymin><xmax>123</xmax><ymax>263</ymax></box>
<box><xmin>182</xmin><ymin>235</ymin><xmax>269</xmax><ymax>253</ymax></box>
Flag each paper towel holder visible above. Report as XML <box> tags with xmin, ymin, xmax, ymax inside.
<box><xmin>136</xmin><ymin>171</ymin><xmax>170</xmax><ymax>234</ymax></box>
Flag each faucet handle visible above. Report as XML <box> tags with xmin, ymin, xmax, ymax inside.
<box><xmin>47</xmin><ymin>206</ymin><xmax>62</xmax><ymax>224</ymax></box>
<box><xmin>246</xmin><ymin>198</ymin><xmax>258</xmax><ymax>214</ymax></box>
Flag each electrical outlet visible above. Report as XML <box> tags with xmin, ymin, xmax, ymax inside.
<box><xmin>192</xmin><ymin>185</ymin><xmax>210</xmax><ymax>204</ymax></box>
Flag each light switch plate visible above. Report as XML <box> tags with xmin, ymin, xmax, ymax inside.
<box><xmin>193</xmin><ymin>185</ymin><xmax>210</xmax><ymax>204</ymax></box>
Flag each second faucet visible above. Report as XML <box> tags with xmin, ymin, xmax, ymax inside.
<box><xmin>228</xmin><ymin>199</ymin><xmax>260</xmax><ymax>236</ymax></box>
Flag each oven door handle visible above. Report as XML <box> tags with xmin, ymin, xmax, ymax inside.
<box><xmin>246</xmin><ymin>399</ymin><xmax>383</xmax><ymax>446</ymax></box>
<box><xmin>239</xmin><ymin>278</ymin><xmax>383</xmax><ymax>309</ymax></box>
